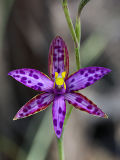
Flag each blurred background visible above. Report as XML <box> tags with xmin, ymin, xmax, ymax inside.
<box><xmin>0</xmin><ymin>0</ymin><xmax>120</xmax><ymax>159</ymax></box>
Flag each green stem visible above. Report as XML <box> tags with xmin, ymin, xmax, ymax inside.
<box><xmin>61</xmin><ymin>0</ymin><xmax>80</xmax><ymax>70</ymax></box>
<box><xmin>75</xmin><ymin>17</ymin><xmax>81</xmax><ymax>45</ymax></box>
<box><xmin>57</xmin><ymin>137</ymin><xmax>64</xmax><ymax>160</ymax></box>
<box><xmin>75</xmin><ymin>16</ymin><xmax>81</xmax><ymax>70</ymax></box>
<box><xmin>57</xmin><ymin>0</ymin><xmax>90</xmax><ymax>160</ymax></box>
<box><xmin>61</xmin><ymin>0</ymin><xmax>78</xmax><ymax>48</ymax></box>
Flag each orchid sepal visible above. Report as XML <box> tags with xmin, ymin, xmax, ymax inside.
<box><xmin>13</xmin><ymin>93</ymin><xmax>54</xmax><ymax>120</ymax></box>
<box><xmin>48</xmin><ymin>36</ymin><xmax>69</xmax><ymax>80</ymax></box>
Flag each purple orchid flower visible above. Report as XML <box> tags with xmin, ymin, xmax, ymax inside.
<box><xmin>8</xmin><ymin>36</ymin><xmax>111</xmax><ymax>138</ymax></box>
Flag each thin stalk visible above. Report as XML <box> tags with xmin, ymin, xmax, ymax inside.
<box><xmin>61</xmin><ymin>0</ymin><xmax>80</xmax><ymax>69</ymax></box>
<box><xmin>75</xmin><ymin>16</ymin><xmax>81</xmax><ymax>70</ymax></box>
<box><xmin>57</xmin><ymin>137</ymin><xmax>64</xmax><ymax>160</ymax></box>
<box><xmin>61</xmin><ymin>0</ymin><xmax>78</xmax><ymax>48</ymax></box>
<box><xmin>57</xmin><ymin>0</ymin><xmax>90</xmax><ymax>160</ymax></box>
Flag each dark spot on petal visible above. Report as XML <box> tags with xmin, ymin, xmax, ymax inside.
<box><xmin>96</xmin><ymin>67</ymin><xmax>99</xmax><ymax>71</ymax></box>
<box><xmin>68</xmin><ymin>100</ymin><xmax>71</xmax><ymax>104</ymax></box>
<box><xmin>40</xmin><ymin>99</ymin><xmax>44</xmax><ymax>104</ymax></box>
<box><xmin>30</xmin><ymin>70</ymin><xmax>33</xmax><ymax>73</ymax></box>
<box><xmin>28</xmin><ymin>80</ymin><xmax>31</xmax><ymax>83</ymax></box>
<box><xmin>27</xmin><ymin>105</ymin><xmax>31</xmax><ymax>109</ymax></box>
<box><xmin>89</xmin><ymin>100</ymin><xmax>93</xmax><ymax>104</ymax></box>
<box><xmin>57</xmin><ymin>39</ymin><xmax>60</xmax><ymax>43</ymax></box>
<box><xmin>88</xmin><ymin>77</ymin><xmax>93</xmax><ymax>81</ymax></box>
<box><xmin>69</xmin><ymin>85</ymin><xmax>74</xmax><ymax>89</ymax></box>
<box><xmin>33</xmin><ymin>74</ymin><xmax>39</xmax><ymax>79</ymax></box>
<box><xmin>36</xmin><ymin>95</ymin><xmax>41</xmax><ymax>99</ymax></box>
<box><xmin>57</xmin><ymin>68</ymin><xmax>60</xmax><ymax>73</ymax></box>
<box><xmin>99</xmin><ymin>75</ymin><xmax>102</xmax><ymax>78</ymax></box>
<box><xmin>74</xmin><ymin>103</ymin><xmax>78</xmax><ymax>106</ymax></box>
<box><xmin>87</xmin><ymin>105</ymin><xmax>93</xmax><ymax>109</ymax></box>
<box><xmin>80</xmin><ymin>87</ymin><xmax>84</xmax><ymax>89</ymax></box>
<box><xmin>63</xmin><ymin>111</ymin><xmax>66</xmax><ymax>116</ymax></box>
<box><xmin>20</xmin><ymin>70</ymin><xmax>25</xmax><ymax>74</ymax></box>
<box><xmin>31</xmin><ymin>86</ymin><xmax>35</xmax><ymax>89</ymax></box>
<box><xmin>53</xmin><ymin>53</ymin><xmax>56</xmax><ymax>57</ymax></box>
<box><xmin>21</xmin><ymin>77</ymin><xmax>27</xmax><ymax>81</ymax></box>
<box><xmin>44</xmin><ymin>102</ymin><xmax>47</xmax><ymax>106</ymax></box>
<box><xmin>85</xmin><ymin>73</ymin><xmax>88</xmax><ymax>77</ymax></box>
<box><xmin>54</xmin><ymin>46</ymin><xmax>61</xmax><ymax>49</ymax></box>
<box><xmin>42</xmin><ymin>95</ymin><xmax>49</xmax><ymax>99</ymax></box>
<box><xmin>25</xmin><ymin>113</ymin><xmax>29</xmax><ymax>117</ymax></box>
<box><xmin>29</xmin><ymin>73</ymin><xmax>33</xmax><ymax>77</ymax></box>
<box><xmin>37</xmin><ymin>100</ymin><xmax>41</xmax><ymax>104</ymax></box>
<box><xmin>94</xmin><ymin>74</ymin><xmax>98</xmax><ymax>78</ymax></box>
<box><xmin>16</xmin><ymin>75</ymin><xmax>20</xmax><ymax>78</ymax></box>
<box><xmin>19</xmin><ymin>113</ymin><xmax>23</xmax><ymax>116</ymax></box>
<box><xmin>58</xmin><ymin>55</ymin><xmax>64</xmax><ymax>61</ymax></box>
<box><xmin>16</xmin><ymin>71</ymin><xmax>18</xmax><ymax>74</ymax></box>
<box><xmin>76</xmin><ymin>97</ymin><xmax>82</xmax><ymax>103</ymax></box>
<box><xmin>71</xmin><ymin>78</ymin><xmax>75</xmax><ymax>83</ymax></box>
<box><xmin>80</xmin><ymin>108</ymin><xmax>85</xmax><ymax>111</ymax></box>
<box><xmin>58</xmin><ymin>49</ymin><xmax>64</xmax><ymax>53</ymax></box>
<box><xmin>94</xmin><ymin>79</ymin><xmax>97</xmax><ymax>82</ymax></box>
<box><xmin>96</xmin><ymin>112</ymin><xmax>101</xmax><ymax>115</ymax></box>
<box><xmin>53</xmin><ymin>119</ymin><xmax>57</xmax><ymax>126</ymax></box>
<box><xmin>23</xmin><ymin>108</ymin><xmax>28</xmax><ymax>112</ymax></box>
<box><xmin>88</xmin><ymin>69</ymin><xmax>95</xmax><ymax>73</ymax></box>
<box><xmin>59</xmin><ymin>121</ymin><xmax>63</xmax><ymax>128</ymax></box>
<box><xmin>80</xmin><ymin>70</ymin><xmax>84</xmax><ymax>75</ymax></box>
<box><xmin>91</xmin><ymin>70</ymin><xmax>95</xmax><ymax>73</ymax></box>
<box><xmin>37</xmin><ymin>87</ymin><xmax>41</xmax><ymax>91</ymax></box>
<box><xmin>58</xmin><ymin>107</ymin><xmax>62</xmax><ymax>114</ymax></box>
<box><xmin>93</xmin><ymin>108</ymin><xmax>99</xmax><ymax>114</ymax></box>
<box><xmin>56</xmin><ymin>130</ymin><xmax>60</xmax><ymax>135</ymax></box>
<box><xmin>101</xmin><ymin>70</ymin><xmax>104</xmax><ymax>74</ymax></box>
<box><xmin>38</xmin><ymin>83</ymin><xmax>43</xmax><ymax>86</ymax></box>
<box><xmin>21</xmin><ymin>77</ymin><xmax>27</xmax><ymax>83</ymax></box>
<box><xmin>53</xmin><ymin>57</ymin><xmax>57</xmax><ymax>61</ymax></box>
<box><xmin>85</xmin><ymin>82</ymin><xmax>90</xmax><ymax>87</ymax></box>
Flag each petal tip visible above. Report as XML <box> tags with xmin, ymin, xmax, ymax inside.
<box><xmin>8</xmin><ymin>72</ymin><xmax>12</xmax><ymax>76</ymax></box>
<box><xmin>56</xmin><ymin>133</ymin><xmax>62</xmax><ymax>139</ymax></box>
<box><xmin>13</xmin><ymin>116</ymin><xmax>17</xmax><ymax>120</ymax></box>
<box><xmin>13</xmin><ymin>114</ymin><xmax>20</xmax><ymax>120</ymax></box>
<box><xmin>104</xmin><ymin>114</ymin><xmax>108</xmax><ymax>119</ymax></box>
<box><xmin>106</xmin><ymin>68</ymin><xmax>112</xmax><ymax>73</ymax></box>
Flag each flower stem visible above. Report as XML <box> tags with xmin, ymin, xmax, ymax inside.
<box><xmin>61</xmin><ymin>0</ymin><xmax>81</xmax><ymax>70</ymax></box>
<box><xmin>61</xmin><ymin>0</ymin><xmax>78</xmax><ymax>48</ymax></box>
<box><xmin>57</xmin><ymin>137</ymin><xmax>64</xmax><ymax>160</ymax></box>
<box><xmin>57</xmin><ymin>1</ymin><xmax>90</xmax><ymax>160</ymax></box>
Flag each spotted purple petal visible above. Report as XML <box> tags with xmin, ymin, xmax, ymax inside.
<box><xmin>64</xmin><ymin>92</ymin><xmax>107</xmax><ymax>118</ymax></box>
<box><xmin>65</xmin><ymin>67</ymin><xmax>111</xmax><ymax>92</ymax></box>
<box><xmin>52</xmin><ymin>95</ymin><xmax>66</xmax><ymax>138</ymax></box>
<box><xmin>8</xmin><ymin>69</ymin><xmax>54</xmax><ymax>92</ymax></box>
<box><xmin>48</xmin><ymin>36</ymin><xmax>69</xmax><ymax>80</ymax></box>
<box><xmin>13</xmin><ymin>93</ymin><xmax>54</xmax><ymax>120</ymax></box>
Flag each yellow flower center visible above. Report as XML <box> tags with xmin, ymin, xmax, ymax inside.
<box><xmin>54</xmin><ymin>71</ymin><xmax>66</xmax><ymax>89</ymax></box>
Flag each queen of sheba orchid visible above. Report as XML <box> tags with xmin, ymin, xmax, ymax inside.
<box><xmin>8</xmin><ymin>36</ymin><xmax>111</xmax><ymax>138</ymax></box>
